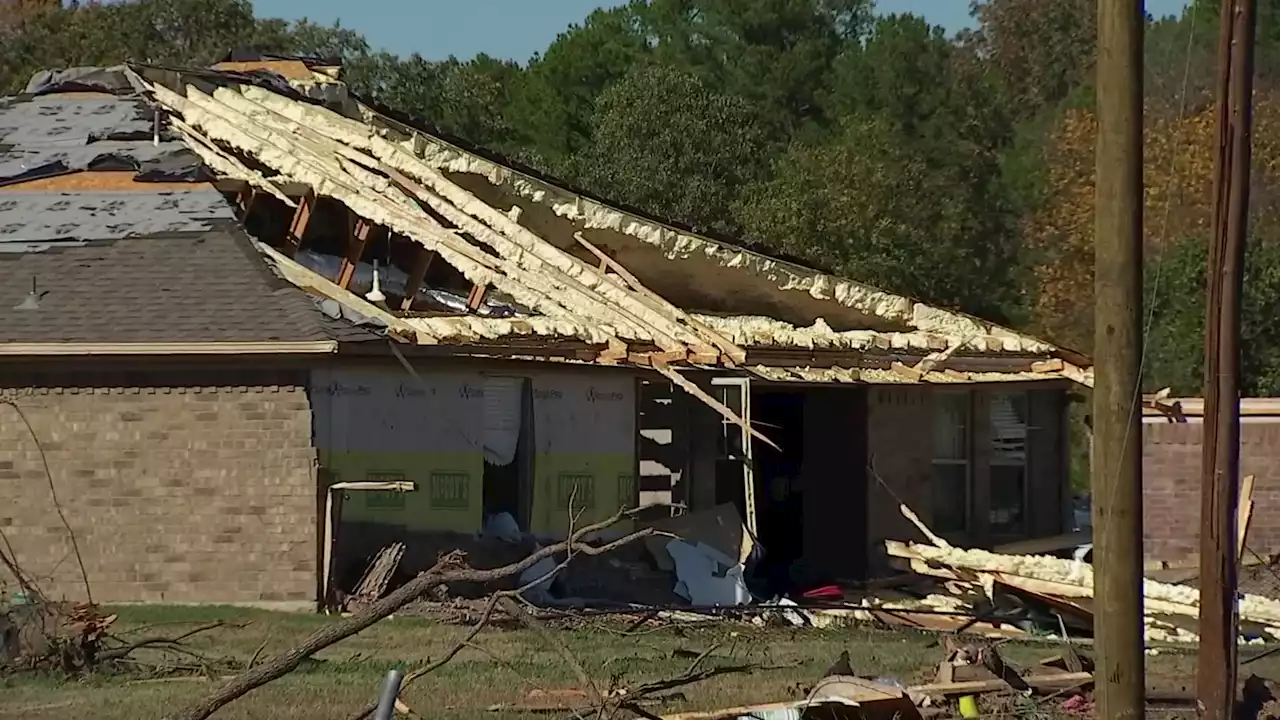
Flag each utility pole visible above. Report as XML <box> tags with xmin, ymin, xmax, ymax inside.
<box><xmin>1093</xmin><ymin>0</ymin><xmax>1145</xmax><ymax>718</ymax></box>
<box><xmin>1198</xmin><ymin>0</ymin><xmax>1257</xmax><ymax>718</ymax></box>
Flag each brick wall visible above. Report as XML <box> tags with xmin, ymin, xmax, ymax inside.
<box><xmin>865</xmin><ymin>385</ymin><xmax>1067</xmax><ymax>573</ymax></box>
<box><xmin>1143</xmin><ymin>421</ymin><xmax>1280</xmax><ymax>564</ymax></box>
<box><xmin>0</xmin><ymin>366</ymin><xmax>317</xmax><ymax>605</ymax></box>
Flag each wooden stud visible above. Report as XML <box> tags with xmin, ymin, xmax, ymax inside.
<box><xmin>283</xmin><ymin>191</ymin><xmax>316</xmax><ymax>257</ymax></box>
<box><xmin>337</xmin><ymin>217</ymin><xmax>377</xmax><ymax>290</ymax></box>
<box><xmin>235</xmin><ymin>187</ymin><xmax>258</xmax><ymax>221</ymax></box>
<box><xmin>596</xmin><ymin>337</ymin><xmax>628</xmax><ymax>364</ymax></box>
<box><xmin>465</xmin><ymin>283</ymin><xmax>489</xmax><ymax>313</ymax></box>
<box><xmin>400</xmin><ymin>246</ymin><xmax>437</xmax><ymax>311</ymax></box>
<box><xmin>1031</xmin><ymin>358</ymin><xmax>1066</xmax><ymax>373</ymax></box>
<box><xmin>573</xmin><ymin>231</ymin><xmax>747</xmax><ymax>365</ymax></box>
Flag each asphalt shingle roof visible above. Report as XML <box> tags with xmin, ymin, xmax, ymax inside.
<box><xmin>0</xmin><ymin>225</ymin><xmax>358</xmax><ymax>344</ymax></box>
<box><xmin>0</xmin><ymin>188</ymin><xmax>236</xmax><ymax>253</ymax></box>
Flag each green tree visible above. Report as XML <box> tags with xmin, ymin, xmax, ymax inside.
<box><xmin>633</xmin><ymin>0</ymin><xmax>872</xmax><ymax>137</ymax></box>
<box><xmin>754</xmin><ymin>12</ymin><xmax>1022</xmax><ymax>320</ymax></box>
<box><xmin>509</xmin><ymin>6</ymin><xmax>649</xmax><ymax>170</ymax></box>
<box><xmin>963</xmin><ymin>0</ymin><xmax>1095</xmax><ymax>117</ymax></box>
<box><xmin>1</xmin><ymin>0</ymin><xmax>322</xmax><ymax>92</ymax></box>
<box><xmin>737</xmin><ymin>116</ymin><xmax>1019</xmax><ymax>318</ymax></box>
<box><xmin>570</xmin><ymin>64</ymin><xmax>768</xmax><ymax>235</ymax></box>
<box><xmin>1145</xmin><ymin>235</ymin><xmax>1280</xmax><ymax>396</ymax></box>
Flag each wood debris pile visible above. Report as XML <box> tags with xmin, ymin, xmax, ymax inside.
<box><xmin>884</xmin><ymin>531</ymin><xmax>1280</xmax><ymax>645</ymax></box>
<box><xmin>0</xmin><ymin>600</ymin><xmax>115</xmax><ymax>672</ymax></box>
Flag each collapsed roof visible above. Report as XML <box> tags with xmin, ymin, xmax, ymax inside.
<box><xmin>0</xmin><ymin>70</ymin><xmax>380</xmax><ymax>351</ymax></box>
<box><xmin>0</xmin><ymin>61</ymin><xmax>1093</xmax><ymax>388</ymax></box>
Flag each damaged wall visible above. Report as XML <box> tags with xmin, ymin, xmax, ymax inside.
<box><xmin>1144</xmin><ymin>420</ymin><xmax>1280</xmax><ymax>563</ymax></box>
<box><xmin>529</xmin><ymin>373</ymin><xmax>636</xmax><ymax>536</ymax></box>
<box><xmin>864</xmin><ymin>386</ymin><xmax>1068</xmax><ymax>575</ymax></box>
<box><xmin>311</xmin><ymin>359</ymin><xmax>637</xmax><ymax>538</ymax></box>
<box><xmin>311</xmin><ymin>365</ymin><xmax>487</xmax><ymax>533</ymax></box>
<box><xmin>0</xmin><ymin>367</ymin><xmax>316</xmax><ymax>606</ymax></box>
<box><xmin>866</xmin><ymin>387</ymin><xmax>935</xmax><ymax>574</ymax></box>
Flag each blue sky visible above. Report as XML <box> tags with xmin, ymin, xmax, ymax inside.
<box><xmin>249</xmin><ymin>0</ymin><xmax>1194</xmax><ymax>62</ymax></box>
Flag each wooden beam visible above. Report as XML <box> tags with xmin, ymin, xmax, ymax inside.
<box><xmin>235</xmin><ymin>187</ymin><xmax>258</xmax><ymax>220</ymax></box>
<box><xmin>400</xmin><ymin>246</ymin><xmax>437</xmax><ymax>312</ymax></box>
<box><xmin>337</xmin><ymin>217</ymin><xmax>377</xmax><ymax>290</ymax></box>
<box><xmin>466</xmin><ymin>283</ymin><xmax>489</xmax><ymax>313</ymax></box>
<box><xmin>284</xmin><ymin>190</ymin><xmax>316</xmax><ymax>258</ymax></box>
<box><xmin>573</xmin><ymin>232</ymin><xmax>746</xmax><ymax>365</ymax></box>
<box><xmin>1238</xmin><ymin>473</ymin><xmax>1256</xmax><ymax>560</ymax></box>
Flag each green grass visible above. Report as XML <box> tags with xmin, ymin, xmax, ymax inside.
<box><xmin>0</xmin><ymin>605</ymin><xmax>1272</xmax><ymax>719</ymax></box>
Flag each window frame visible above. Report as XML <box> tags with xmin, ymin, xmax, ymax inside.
<box><xmin>930</xmin><ymin>390</ymin><xmax>974</xmax><ymax>537</ymax></box>
<box><xmin>987</xmin><ymin>390</ymin><xmax>1032</xmax><ymax>540</ymax></box>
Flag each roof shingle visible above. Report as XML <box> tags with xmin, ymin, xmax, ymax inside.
<box><xmin>0</xmin><ymin>225</ymin><xmax>361</xmax><ymax>344</ymax></box>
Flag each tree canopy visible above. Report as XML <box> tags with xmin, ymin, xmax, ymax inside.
<box><xmin>6</xmin><ymin>0</ymin><xmax>1280</xmax><ymax>394</ymax></box>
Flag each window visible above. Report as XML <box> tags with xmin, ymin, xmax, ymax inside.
<box><xmin>931</xmin><ymin>392</ymin><xmax>971</xmax><ymax>534</ymax></box>
<box><xmin>988</xmin><ymin>391</ymin><xmax>1029</xmax><ymax>537</ymax></box>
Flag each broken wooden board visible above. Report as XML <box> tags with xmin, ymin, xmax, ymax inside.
<box><xmin>885</xmin><ymin>539</ymin><xmax>1280</xmax><ymax>628</ymax></box>
<box><xmin>350</xmin><ymin>543</ymin><xmax>404</xmax><ymax>606</ymax></box>
<box><xmin>661</xmin><ymin>676</ymin><xmax>922</xmax><ymax>720</ymax></box>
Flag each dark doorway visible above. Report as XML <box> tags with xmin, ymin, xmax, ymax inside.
<box><xmin>751</xmin><ymin>389</ymin><xmax>806</xmax><ymax>597</ymax></box>
<box><xmin>799</xmin><ymin>387</ymin><xmax>868</xmax><ymax>583</ymax></box>
<box><xmin>481</xmin><ymin>377</ymin><xmax>534</xmax><ymax>530</ymax></box>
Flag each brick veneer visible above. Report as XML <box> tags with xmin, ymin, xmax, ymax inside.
<box><xmin>1143</xmin><ymin>421</ymin><xmax>1280</xmax><ymax>564</ymax></box>
<box><xmin>865</xmin><ymin>386</ymin><xmax>1067</xmax><ymax>574</ymax></box>
<box><xmin>0</xmin><ymin>367</ymin><xmax>317</xmax><ymax>605</ymax></box>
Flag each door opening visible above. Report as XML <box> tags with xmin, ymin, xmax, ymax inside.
<box><xmin>481</xmin><ymin>376</ymin><xmax>534</xmax><ymax>530</ymax></box>
<box><xmin>750</xmin><ymin>389</ymin><xmax>806</xmax><ymax>597</ymax></box>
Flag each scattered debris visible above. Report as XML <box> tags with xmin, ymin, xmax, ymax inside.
<box><xmin>169</xmin><ymin>507</ymin><xmax>657</xmax><ymax>720</ymax></box>
<box><xmin>0</xmin><ymin>597</ymin><xmax>232</xmax><ymax>678</ymax></box>
<box><xmin>661</xmin><ymin>675</ymin><xmax>925</xmax><ymax>720</ymax></box>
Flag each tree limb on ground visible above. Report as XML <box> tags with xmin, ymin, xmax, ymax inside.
<box><xmin>344</xmin><ymin>509</ymin><xmax>624</xmax><ymax>720</ymax></box>
<box><xmin>166</xmin><ymin>507</ymin><xmax>654</xmax><ymax>720</ymax></box>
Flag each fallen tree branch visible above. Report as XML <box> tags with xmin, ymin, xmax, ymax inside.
<box><xmin>501</xmin><ymin>596</ymin><xmax>605</xmax><ymax>709</ymax></box>
<box><xmin>168</xmin><ymin>507</ymin><xmax>654</xmax><ymax>720</ymax></box>
<box><xmin>344</xmin><ymin>504</ymin><xmax>618</xmax><ymax>720</ymax></box>
<box><xmin>100</xmin><ymin>622</ymin><xmax>229</xmax><ymax>661</ymax></box>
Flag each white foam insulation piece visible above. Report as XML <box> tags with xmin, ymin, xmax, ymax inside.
<box><xmin>897</xmin><ymin>541</ymin><xmax>1280</xmax><ymax>628</ymax></box>
<box><xmin>695</xmin><ymin>314</ymin><xmax>1036</xmax><ymax>353</ymax></box>
<box><xmin>748</xmin><ymin>366</ymin><xmax>1073</xmax><ymax>385</ymax></box>
<box><xmin>139</xmin><ymin>77</ymin><xmax>664</xmax><ymax>346</ymax></box>
<box><xmin>351</xmin><ymin>101</ymin><xmax>1077</xmax><ymax>359</ymax></box>
<box><xmin>229</xmin><ymin>84</ymin><xmax>725</xmax><ymax>357</ymax></box>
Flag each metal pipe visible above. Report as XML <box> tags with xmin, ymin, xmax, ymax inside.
<box><xmin>373</xmin><ymin>669</ymin><xmax>403</xmax><ymax>720</ymax></box>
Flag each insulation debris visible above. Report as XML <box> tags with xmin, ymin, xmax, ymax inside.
<box><xmin>124</xmin><ymin>65</ymin><xmax>1090</xmax><ymax>380</ymax></box>
<box><xmin>886</xmin><ymin>537</ymin><xmax>1280</xmax><ymax>644</ymax></box>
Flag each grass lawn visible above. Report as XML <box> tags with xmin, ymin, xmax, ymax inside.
<box><xmin>0</xmin><ymin>604</ymin><xmax>1268</xmax><ymax>719</ymax></box>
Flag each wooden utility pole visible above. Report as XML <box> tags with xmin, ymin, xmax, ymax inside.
<box><xmin>1093</xmin><ymin>0</ymin><xmax>1146</xmax><ymax>718</ymax></box>
<box><xmin>1198</xmin><ymin>1</ymin><xmax>1257</xmax><ymax>718</ymax></box>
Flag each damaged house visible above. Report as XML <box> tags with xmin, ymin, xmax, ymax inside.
<box><xmin>0</xmin><ymin>60</ymin><xmax>1093</xmax><ymax>607</ymax></box>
